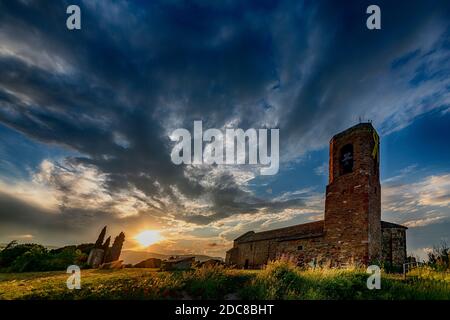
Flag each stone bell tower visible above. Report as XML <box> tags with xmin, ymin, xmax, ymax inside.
<box><xmin>324</xmin><ymin>123</ymin><xmax>381</xmax><ymax>266</ymax></box>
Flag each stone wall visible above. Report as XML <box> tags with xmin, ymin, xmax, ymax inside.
<box><xmin>274</xmin><ymin>236</ymin><xmax>328</xmax><ymax>266</ymax></box>
<box><xmin>228</xmin><ymin>221</ymin><xmax>408</xmax><ymax>269</ymax></box>
<box><xmin>226</xmin><ymin>236</ymin><xmax>328</xmax><ymax>268</ymax></box>
<box><xmin>236</xmin><ymin>240</ymin><xmax>269</xmax><ymax>268</ymax></box>
<box><xmin>226</xmin><ymin>221</ymin><xmax>324</xmax><ymax>268</ymax></box>
<box><xmin>382</xmin><ymin>227</ymin><xmax>407</xmax><ymax>267</ymax></box>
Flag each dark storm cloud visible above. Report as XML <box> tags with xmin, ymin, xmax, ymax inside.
<box><xmin>0</xmin><ymin>191</ymin><xmax>108</xmax><ymax>236</ymax></box>
<box><xmin>274</xmin><ymin>0</ymin><xmax>450</xmax><ymax>154</ymax></box>
<box><xmin>0</xmin><ymin>0</ymin><xmax>449</xmax><ymax>227</ymax></box>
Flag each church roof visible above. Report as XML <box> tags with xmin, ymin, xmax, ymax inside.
<box><xmin>234</xmin><ymin>219</ymin><xmax>407</xmax><ymax>243</ymax></box>
<box><xmin>234</xmin><ymin>220</ymin><xmax>324</xmax><ymax>243</ymax></box>
<box><xmin>381</xmin><ymin>221</ymin><xmax>408</xmax><ymax>229</ymax></box>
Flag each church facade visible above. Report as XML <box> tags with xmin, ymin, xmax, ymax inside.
<box><xmin>226</xmin><ymin>123</ymin><xmax>407</xmax><ymax>269</ymax></box>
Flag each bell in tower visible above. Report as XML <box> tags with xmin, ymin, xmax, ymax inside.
<box><xmin>340</xmin><ymin>144</ymin><xmax>354</xmax><ymax>175</ymax></box>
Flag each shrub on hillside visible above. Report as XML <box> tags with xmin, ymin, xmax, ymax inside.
<box><xmin>427</xmin><ymin>242</ymin><xmax>450</xmax><ymax>271</ymax></box>
<box><xmin>8</xmin><ymin>246</ymin><xmax>50</xmax><ymax>272</ymax></box>
<box><xmin>0</xmin><ymin>241</ymin><xmax>87</xmax><ymax>272</ymax></box>
<box><xmin>0</xmin><ymin>242</ymin><xmax>46</xmax><ymax>270</ymax></box>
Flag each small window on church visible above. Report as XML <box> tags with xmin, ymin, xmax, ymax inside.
<box><xmin>340</xmin><ymin>144</ymin><xmax>353</xmax><ymax>175</ymax></box>
<box><xmin>297</xmin><ymin>245</ymin><xmax>303</xmax><ymax>251</ymax></box>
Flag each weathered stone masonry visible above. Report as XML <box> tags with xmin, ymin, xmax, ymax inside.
<box><xmin>226</xmin><ymin>123</ymin><xmax>407</xmax><ymax>268</ymax></box>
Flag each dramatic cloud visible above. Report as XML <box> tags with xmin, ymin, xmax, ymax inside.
<box><xmin>381</xmin><ymin>171</ymin><xmax>450</xmax><ymax>258</ymax></box>
<box><xmin>382</xmin><ymin>173</ymin><xmax>450</xmax><ymax>219</ymax></box>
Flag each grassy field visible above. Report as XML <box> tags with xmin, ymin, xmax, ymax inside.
<box><xmin>0</xmin><ymin>261</ymin><xmax>449</xmax><ymax>300</ymax></box>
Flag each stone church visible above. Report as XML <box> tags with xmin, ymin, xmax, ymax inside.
<box><xmin>226</xmin><ymin>123</ymin><xmax>407</xmax><ymax>269</ymax></box>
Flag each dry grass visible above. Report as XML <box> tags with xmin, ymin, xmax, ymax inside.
<box><xmin>0</xmin><ymin>262</ymin><xmax>449</xmax><ymax>300</ymax></box>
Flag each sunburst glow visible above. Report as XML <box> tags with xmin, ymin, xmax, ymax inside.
<box><xmin>134</xmin><ymin>230</ymin><xmax>163</xmax><ymax>247</ymax></box>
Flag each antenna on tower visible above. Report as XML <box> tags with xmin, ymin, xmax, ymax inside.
<box><xmin>358</xmin><ymin>116</ymin><xmax>362</xmax><ymax>123</ymax></box>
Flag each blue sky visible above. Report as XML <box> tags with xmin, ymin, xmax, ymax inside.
<box><xmin>0</xmin><ymin>0</ymin><xmax>449</xmax><ymax>258</ymax></box>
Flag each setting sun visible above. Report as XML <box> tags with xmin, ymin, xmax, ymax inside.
<box><xmin>134</xmin><ymin>230</ymin><xmax>163</xmax><ymax>247</ymax></box>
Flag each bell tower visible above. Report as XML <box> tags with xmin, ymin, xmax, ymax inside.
<box><xmin>324</xmin><ymin>123</ymin><xmax>381</xmax><ymax>265</ymax></box>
